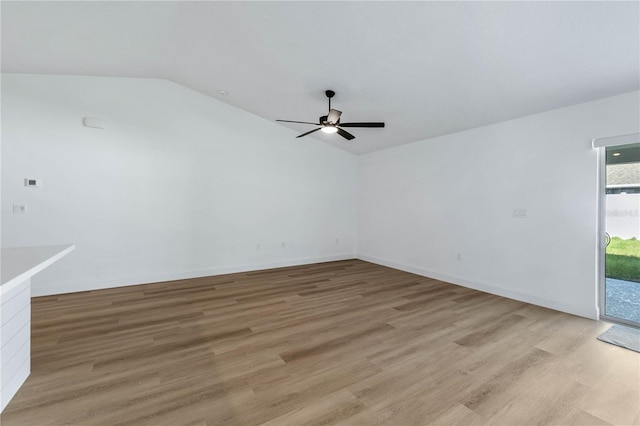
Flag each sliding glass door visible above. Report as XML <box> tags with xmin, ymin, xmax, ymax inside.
<box><xmin>601</xmin><ymin>143</ymin><xmax>640</xmax><ymax>327</ymax></box>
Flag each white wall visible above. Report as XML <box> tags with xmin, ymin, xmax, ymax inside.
<box><xmin>357</xmin><ymin>91</ymin><xmax>640</xmax><ymax>319</ymax></box>
<box><xmin>1</xmin><ymin>74</ymin><xmax>357</xmax><ymax>296</ymax></box>
<box><xmin>4</xmin><ymin>74</ymin><xmax>639</xmax><ymax>320</ymax></box>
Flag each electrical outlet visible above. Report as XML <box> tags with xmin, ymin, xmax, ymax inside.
<box><xmin>281</xmin><ymin>242</ymin><xmax>285</xmax><ymax>248</ymax></box>
<box><xmin>457</xmin><ymin>253</ymin><xmax>463</xmax><ymax>261</ymax></box>
<box><xmin>256</xmin><ymin>243</ymin><xmax>261</xmax><ymax>250</ymax></box>
<box><xmin>335</xmin><ymin>238</ymin><xmax>339</xmax><ymax>244</ymax></box>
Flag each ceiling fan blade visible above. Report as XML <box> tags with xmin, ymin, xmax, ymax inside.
<box><xmin>337</xmin><ymin>128</ymin><xmax>355</xmax><ymax>140</ymax></box>
<box><xmin>339</xmin><ymin>122</ymin><xmax>385</xmax><ymax>128</ymax></box>
<box><xmin>276</xmin><ymin>120</ymin><xmax>318</xmax><ymax>125</ymax></box>
<box><xmin>327</xmin><ymin>109</ymin><xmax>342</xmax><ymax>124</ymax></box>
<box><xmin>296</xmin><ymin>128</ymin><xmax>322</xmax><ymax>138</ymax></box>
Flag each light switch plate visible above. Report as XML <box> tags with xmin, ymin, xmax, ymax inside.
<box><xmin>13</xmin><ymin>204</ymin><xmax>27</xmax><ymax>214</ymax></box>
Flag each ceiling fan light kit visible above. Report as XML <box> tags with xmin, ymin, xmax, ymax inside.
<box><xmin>320</xmin><ymin>126</ymin><xmax>338</xmax><ymax>134</ymax></box>
<box><xmin>276</xmin><ymin>90</ymin><xmax>384</xmax><ymax>141</ymax></box>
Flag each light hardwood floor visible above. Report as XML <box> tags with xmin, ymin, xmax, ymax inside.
<box><xmin>2</xmin><ymin>260</ymin><xmax>639</xmax><ymax>425</ymax></box>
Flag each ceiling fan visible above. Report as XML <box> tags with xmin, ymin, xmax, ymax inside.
<box><xmin>276</xmin><ymin>90</ymin><xmax>385</xmax><ymax>140</ymax></box>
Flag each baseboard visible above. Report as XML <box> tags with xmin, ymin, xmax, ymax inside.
<box><xmin>31</xmin><ymin>254</ymin><xmax>356</xmax><ymax>297</ymax></box>
<box><xmin>357</xmin><ymin>254</ymin><xmax>599</xmax><ymax>320</ymax></box>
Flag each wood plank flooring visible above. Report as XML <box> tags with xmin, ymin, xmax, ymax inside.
<box><xmin>1</xmin><ymin>260</ymin><xmax>638</xmax><ymax>425</ymax></box>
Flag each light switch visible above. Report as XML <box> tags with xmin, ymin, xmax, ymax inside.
<box><xmin>13</xmin><ymin>204</ymin><xmax>27</xmax><ymax>214</ymax></box>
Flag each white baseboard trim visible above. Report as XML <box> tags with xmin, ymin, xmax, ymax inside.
<box><xmin>358</xmin><ymin>254</ymin><xmax>599</xmax><ymax>320</ymax></box>
<box><xmin>31</xmin><ymin>254</ymin><xmax>356</xmax><ymax>297</ymax></box>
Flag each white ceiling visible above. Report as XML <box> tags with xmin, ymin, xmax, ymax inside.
<box><xmin>2</xmin><ymin>1</ymin><xmax>639</xmax><ymax>155</ymax></box>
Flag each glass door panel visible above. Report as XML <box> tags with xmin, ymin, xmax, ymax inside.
<box><xmin>603</xmin><ymin>143</ymin><xmax>640</xmax><ymax>325</ymax></box>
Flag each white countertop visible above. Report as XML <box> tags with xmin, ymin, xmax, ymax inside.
<box><xmin>1</xmin><ymin>244</ymin><xmax>75</xmax><ymax>295</ymax></box>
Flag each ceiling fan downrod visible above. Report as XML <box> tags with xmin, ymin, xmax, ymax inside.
<box><xmin>326</xmin><ymin>90</ymin><xmax>335</xmax><ymax>112</ymax></box>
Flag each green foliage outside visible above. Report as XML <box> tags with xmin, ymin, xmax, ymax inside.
<box><xmin>606</xmin><ymin>237</ymin><xmax>640</xmax><ymax>283</ymax></box>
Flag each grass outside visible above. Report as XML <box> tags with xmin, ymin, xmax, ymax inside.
<box><xmin>606</xmin><ymin>237</ymin><xmax>640</xmax><ymax>283</ymax></box>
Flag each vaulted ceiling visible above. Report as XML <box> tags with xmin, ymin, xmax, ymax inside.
<box><xmin>2</xmin><ymin>1</ymin><xmax>639</xmax><ymax>154</ymax></box>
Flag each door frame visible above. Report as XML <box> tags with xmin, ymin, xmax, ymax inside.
<box><xmin>597</xmin><ymin>145</ymin><xmax>640</xmax><ymax>327</ymax></box>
